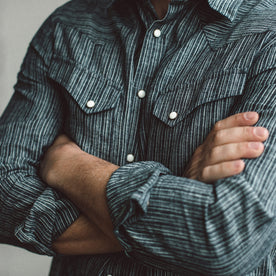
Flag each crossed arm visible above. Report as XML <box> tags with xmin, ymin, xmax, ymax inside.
<box><xmin>40</xmin><ymin>112</ymin><xmax>269</xmax><ymax>255</ymax></box>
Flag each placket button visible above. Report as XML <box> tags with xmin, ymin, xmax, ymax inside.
<box><xmin>138</xmin><ymin>90</ymin><xmax>146</xmax><ymax>99</ymax></box>
<box><xmin>153</xmin><ymin>29</ymin><xmax>161</xmax><ymax>38</ymax></box>
<box><xmin>169</xmin><ymin>112</ymin><xmax>178</xmax><ymax>120</ymax></box>
<box><xmin>86</xmin><ymin>100</ymin><xmax>95</xmax><ymax>108</ymax></box>
<box><xmin>127</xmin><ymin>154</ymin><xmax>135</xmax><ymax>163</ymax></box>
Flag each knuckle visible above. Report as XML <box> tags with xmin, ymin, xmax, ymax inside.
<box><xmin>217</xmin><ymin>162</ymin><xmax>226</xmax><ymax>175</ymax></box>
<box><xmin>213</xmin><ymin>130</ymin><xmax>224</xmax><ymax>144</ymax></box>
<box><xmin>234</xmin><ymin>113</ymin><xmax>241</xmax><ymax>124</ymax></box>
<box><xmin>209</xmin><ymin>146</ymin><xmax>219</xmax><ymax>161</ymax></box>
<box><xmin>252</xmin><ymin>142</ymin><xmax>264</xmax><ymax>153</ymax></box>
<box><xmin>246</xmin><ymin>142</ymin><xmax>262</xmax><ymax>156</ymax></box>
<box><xmin>237</xmin><ymin>142</ymin><xmax>247</xmax><ymax>155</ymax></box>
<box><xmin>200</xmin><ymin>167</ymin><xmax>208</xmax><ymax>182</ymax></box>
<box><xmin>214</xmin><ymin>121</ymin><xmax>223</xmax><ymax>131</ymax></box>
<box><xmin>218</xmin><ymin>161</ymin><xmax>232</xmax><ymax>176</ymax></box>
<box><xmin>244</xmin><ymin>126</ymin><xmax>252</xmax><ymax>137</ymax></box>
<box><xmin>246</xmin><ymin>142</ymin><xmax>253</xmax><ymax>154</ymax></box>
<box><xmin>218</xmin><ymin>162</ymin><xmax>230</xmax><ymax>176</ymax></box>
<box><xmin>223</xmin><ymin>144</ymin><xmax>233</xmax><ymax>159</ymax></box>
<box><xmin>238</xmin><ymin>142</ymin><xmax>253</xmax><ymax>158</ymax></box>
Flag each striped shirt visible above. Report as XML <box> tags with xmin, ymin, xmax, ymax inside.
<box><xmin>0</xmin><ymin>0</ymin><xmax>276</xmax><ymax>274</ymax></box>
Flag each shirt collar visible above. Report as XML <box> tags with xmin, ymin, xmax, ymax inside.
<box><xmin>86</xmin><ymin>0</ymin><xmax>244</xmax><ymax>21</ymax></box>
<box><xmin>207</xmin><ymin>0</ymin><xmax>244</xmax><ymax>21</ymax></box>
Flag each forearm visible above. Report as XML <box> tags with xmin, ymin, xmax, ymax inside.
<box><xmin>42</xmin><ymin>144</ymin><xmax>119</xmax><ymax>244</ymax></box>
<box><xmin>53</xmin><ymin>215</ymin><xmax>122</xmax><ymax>255</ymax></box>
<box><xmin>49</xmin><ymin>153</ymin><xmax>123</xmax><ymax>255</ymax></box>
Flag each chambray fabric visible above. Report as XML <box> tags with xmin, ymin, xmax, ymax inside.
<box><xmin>0</xmin><ymin>0</ymin><xmax>276</xmax><ymax>275</ymax></box>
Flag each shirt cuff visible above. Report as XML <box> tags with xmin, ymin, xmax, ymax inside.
<box><xmin>106</xmin><ymin>161</ymin><xmax>171</xmax><ymax>251</ymax></box>
<box><xmin>14</xmin><ymin>187</ymin><xmax>80</xmax><ymax>256</ymax></box>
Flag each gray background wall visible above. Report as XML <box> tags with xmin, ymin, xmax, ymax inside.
<box><xmin>0</xmin><ymin>0</ymin><xmax>67</xmax><ymax>275</ymax></box>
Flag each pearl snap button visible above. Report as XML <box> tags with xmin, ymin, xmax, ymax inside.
<box><xmin>138</xmin><ymin>90</ymin><xmax>146</xmax><ymax>99</ymax></box>
<box><xmin>169</xmin><ymin>112</ymin><xmax>178</xmax><ymax>120</ymax></box>
<box><xmin>153</xmin><ymin>29</ymin><xmax>161</xmax><ymax>38</ymax></box>
<box><xmin>86</xmin><ymin>100</ymin><xmax>95</xmax><ymax>108</ymax></box>
<box><xmin>127</xmin><ymin>154</ymin><xmax>135</xmax><ymax>163</ymax></box>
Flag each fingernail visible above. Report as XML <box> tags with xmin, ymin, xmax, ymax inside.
<box><xmin>249</xmin><ymin>142</ymin><xmax>261</xmax><ymax>149</ymax></box>
<box><xmin>244</xmin><ymin>112</ymin><xmax>257</xmax><ymax>120</ymax></box>
<box><xmin>254</xmin><ymin>127</ymin><xmax>268</xmax><ymax>137</ymax></box>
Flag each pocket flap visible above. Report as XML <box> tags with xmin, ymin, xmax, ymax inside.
<box><xmin>48</xmin><ymin>56</ymin><xmax>122</xmax><ymax>114</ymax></box>
<box><xmin>153</xmin><ymin>71</ymin><xmax>247</xmax><ymax>127</ymax></box>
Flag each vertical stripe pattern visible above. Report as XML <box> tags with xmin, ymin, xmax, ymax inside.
<box><xmin>0</xmin><ymin>0</ymin><xmax>276</xmax><ymax>275</ymax></box>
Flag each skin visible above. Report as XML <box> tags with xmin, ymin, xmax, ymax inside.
<box><xmin>151</xmin><ymin>0</ymin><xmax>171</xmax><ymax>19</ymax></box>
<box><xmin>40</xmin><ymin>112</ymin><xmax>269</xmax><ymax>254</ymax></box>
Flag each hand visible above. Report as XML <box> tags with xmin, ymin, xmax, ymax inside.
<box><xmin>40</xmin><ymin>134</ymin><xmax>86</xmax><ymax>189</ymax></box>
<box><xmin>184</xmin><ymin>112</ymin><xmax>269</xmax><ymax>183</ymax></box>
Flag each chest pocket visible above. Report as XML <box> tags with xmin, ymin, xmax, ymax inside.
<box><xmin>48</xmin><ymin>56</ymin><xmax>122</xmax><ymax>114</ymax></box>
<box><xmin>153</xmin><ymin>70</ymin><xmax>247</xmax><ymax>127</ymax></box>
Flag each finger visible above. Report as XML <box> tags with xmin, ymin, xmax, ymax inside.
<box><xmin>201</xmin><ymin>160</ymin><xmax>245</xmax><ymax>184</ymax></box>
<box><xmin>212</xmin><ymin>126</ymin><xmax>269</xmax><ymax>146</ymax></box>
<box><xmin>52</xmin><ymin>134</ymin><xmax>72</xmax><ymax>146</ymax></box>
<box><xmin>214</xmin><ymin>112</ymin><xmax>259</xmax><ymax>131</ymax></box>
<box><xmin>206</xmin><ymin>142</ymin><xmax>264</xmax><ymax>165</ymax></box>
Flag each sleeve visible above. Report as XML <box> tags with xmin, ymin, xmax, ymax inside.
<box><xmin>106</xmin><ymin>36</ymin><xmax>276</xmax><ymax>275</ymax></box>
<box><xmin>0</xmin><ymin>17</ymin><xmax>79</xmax><ymax>255</ymax></box>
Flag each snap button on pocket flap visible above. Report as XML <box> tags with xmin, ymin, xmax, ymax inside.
<box><xmin>153</xmin><ymin>71</ymin><xmax>247</xmax><ymax>127</ymax></box>
<box><xmin>49</xmin><ymin>57</ymin><xmax>122</xmax><ymax>114</ymax></box>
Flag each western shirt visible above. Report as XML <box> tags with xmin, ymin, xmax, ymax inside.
<box><xmin>0</xmin><ymin>0</ymin><xmax>276</xmax><ymax>275</ymax></box>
